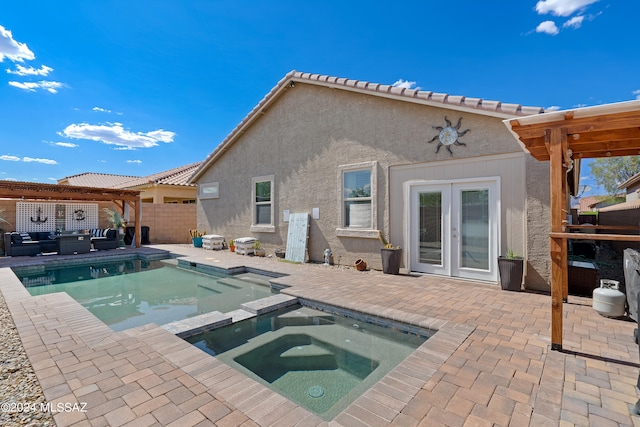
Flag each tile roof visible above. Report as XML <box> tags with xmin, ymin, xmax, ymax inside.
<box><xmin>59</xmin><ymin>162</ymin><xmax>200</xmax><ymax>190</ymax></box>
<box><xmin>189</xmin><ymin>70</ymin><xmax>545</xmax><ymax>183</ymax></box>
<box><xmin>60</xmin><ymin>172</ymin><xmax>139</xmax><ymax>188</ymax></box>
<box><xmin>113</xmin><ymin>162</ymin><xmax>201</xmax><ymax>189</ymax></box>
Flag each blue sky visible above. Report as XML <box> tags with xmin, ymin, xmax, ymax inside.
<box><xmin>1</xmin><ymin>1</ymin><xmax>638</xmax><ymax>196</ymax></box>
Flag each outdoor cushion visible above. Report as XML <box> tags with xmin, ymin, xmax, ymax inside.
<box><xmin>19</xmin><ymin>232</ymin><xmax>32</xmax><ymax>241</ymax></box>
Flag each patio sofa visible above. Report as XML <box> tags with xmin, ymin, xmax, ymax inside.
<box><xmin>4</xmin><ymin>232</ymin><xmax>57</xmax><ymax>257</ymax></box>
<box><xmin>88</xmin><ymin>228</ymin><xmax>119</xmax><ymax>250</ymax></box>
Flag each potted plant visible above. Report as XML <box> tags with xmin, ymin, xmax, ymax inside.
<box><xmin>253</xmin><ymin>240</ymin><xmax>266</xmax><ymax>257</ymax></box>
<box><xmin>189</xmin><ymin>229</ymin><xmax>205</xmax><ymax>248</ymax></box>
<box><xmin>354</xmin><ymin>258</ymin><xmax>367</xmax><ymax>271</ymax></box>
<box><xmin>103</xmin><ymin>208</ymin><xmax>125</xmax><ymax>247</ymax></box>
<box><xmin>378</xmin><ymin>231</ymin><xmax>402</xmax><ymax>275</ymax></box>
<box><xmin>498</xmin><ymin>249</ymin><xmax>524</xmax><ymax>291</ymax></box>
<box><xmin>228</xmin><ymin>239</ymin><xmax>235</xmax><ymax>252</ymax></box>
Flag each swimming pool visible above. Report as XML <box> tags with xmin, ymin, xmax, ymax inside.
<box><xmin>16</xmin><ymin>259</ymin><xmax>276</xmax><ymax>331</ymax></box>
<box><xmin>186</xmin><ymin>304</ymin><xmax>429</xmax><ymax>420</ymax></box>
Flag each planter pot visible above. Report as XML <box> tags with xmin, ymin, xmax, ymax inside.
<box><xmin>229</xmin><ymin>245</ymin><xmax>235</xmax><ymax>252</ymax></box>
<box><xmin>254</xmin><ymin>248</ymin><xmax>266</xmax><ymax>257</ymax></box>
<box><xmin>498</xmin><ymin>256</ymin><xmax>523</xmax><ymax>291</ymax></box>
<box><xmin>275</xmin><ymin>249</ymin><xmax>285</xmax><ymax>258</ymax></box>
<box><xmin>192</xmin><ymin>237</ymin><xmax>203</xmax><ymax>248</ymax></box>
<box><xmin>355</xmin><ymin>258</ymin><xmax>367</xmax><ymax>271</ymax></box>
<box><xmin>381</xmin><ymin>248</ymin><xmax>402</xmax><ymax>275</ymax></box>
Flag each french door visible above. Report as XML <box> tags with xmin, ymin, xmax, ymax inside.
<box><xmin>409</xmin><ymin>179</ymin><xmax>499</xmax><ymax>281</ymax></box>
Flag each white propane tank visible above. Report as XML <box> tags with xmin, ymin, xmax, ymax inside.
<box><xmin>593</xmin><ymin>279</ymin><xmax>626</xmax><ymax>318</ymax></box>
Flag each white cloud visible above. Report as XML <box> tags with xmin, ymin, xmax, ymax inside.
<box><xmin>127</xmin><ymin>160</ymin><xmax>142</xmax><ymax>164</ymax></box>
<box><xmin>0</xmin><ymin>154</ymin><xmax>57</xmax><ymax>164</ymax></box>
<box><xmin>93</xmin><ymin>106</ymin><xmax>112</xmax><ymax>113</ymax></box>
<box><xmin>52</xmin><ymin>142</ymin><xmax>78</xmax><ymax>148</ymax></box>
<box><xmin>145</xmin><ymin>130</ymin><xmax>175</xmax><ymax>143</ymax></box>
<box><xmin>545</xmin><ymin>105</ymin><xmax>561</xmax><ymax>111</ymax></box>
<box><xmin>47</xmin><ymin>177</ymin><xmax>57</xmax><ymax>182</ymax></box>
<box><xmin>6</xmin><ymin>64</ymin><xmax>53</xmax><ymax>76</ymax></box>
<box><xmin>0</xmin><ymin>25</ymin><xmax>34</xmax><ymax>62</ymax></box>
<box><xmin>563</xmin><ymin>15</ymin><xmax>585</xmax><ymax>28</ymax></box>
<box><xmin>633</xmin><ymin>90</ymin><xmax>640</xmax><ymax>100</ymax></box>
<box><xmin>536</xmin><ymin>20</ymin><xmax>559</xmax><ymax>35</ymax></box>
<box><xmin>8</xmin><ymin>80</ymin><xmax>63</xmax><ymax>93</ymax></box>
<box><xmin>62</xmin><ymin>122</ymin><xmax>175</xmax><ymax>149</ymax></box>
<box><xmin>392</xmin><ymin>79</ymin><xmax>420</xmax><ymax>90</ymax></box>
<box><xmin>23</xmin><ymin>157</ymin><xmax>57</xmax><ymax>164</ymax></box>
<box><xmin>535</xmin><ymin>0</ymin><xmax>599</xmax><ymax>17</ymax></box>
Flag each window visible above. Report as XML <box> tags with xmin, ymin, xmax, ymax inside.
<box><xmin>251</xmin><ymin>175</ymin><xmax>275</xmax><ymax>232</ymax></box>
<box><xmin>337</xmin><ymin>162</ymin><xmax>378</xmax><ymax>238</ymax></box>
<box><xmin>198</xmin><ymin>182</ymin><xmax>219</xmax><ymax>199</ymax></box>
<box><xmin>344</xmin><ymin>170</ymin><xmax>371</xmax><ymax>227</ymax></box>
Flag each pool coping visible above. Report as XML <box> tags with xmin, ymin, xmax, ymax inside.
<box><xmin>0</xmin><ymin>252</ymin><xmax>475</xmax><ymax>426</ymax></box>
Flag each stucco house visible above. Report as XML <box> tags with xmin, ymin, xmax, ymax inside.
<box><xmin>189</xmin><ymin>71</ymin><xmax>552</xmax><ymax>291</ymax></box>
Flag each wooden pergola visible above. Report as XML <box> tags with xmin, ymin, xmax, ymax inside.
<box><xmin>0</xmin><ymin>180</ymin><xmax>142</xmax><ymax>248</ymax></box>
<box><xmin>504</xmin><ymin>99</ymin><xmax>640</xmax><ymax>350</ymax></box>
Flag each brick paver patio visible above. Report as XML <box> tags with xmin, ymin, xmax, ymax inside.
<box><xmin>1</xmin><ymin>244</ymin><xmax>639</xmax><ymax>426</ymax></box>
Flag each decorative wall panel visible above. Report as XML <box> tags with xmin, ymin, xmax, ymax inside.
<box><xmin>16</xmin><ymin>202</ymin><xmax>98</xmax><ymax>232</ymax></box>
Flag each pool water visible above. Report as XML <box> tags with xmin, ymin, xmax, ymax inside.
<box><xmin>187</xmin><ymin>305</ymin><xmax>428</xmax><ymax>420</ymax></box>
<box><xmin>17</xmin><ymin>259</ymin><xmax>276</xmax><ymax>331</ymax></box>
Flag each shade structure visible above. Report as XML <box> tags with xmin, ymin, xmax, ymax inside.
<box><xmin>0</xmin><ymin>180</ymin><xmax>142</xmax><ymax>249</ymax></box>
<box><xmin>504</xmin><ymin>100</ymin><xmax>640</xmax><ymax>350</ymax></box>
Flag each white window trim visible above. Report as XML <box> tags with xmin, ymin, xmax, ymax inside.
<box><xmin>198</xmin><ymin>182</ymin><xmax>219</xmax><ymax>199</ymax></box>
<box><xmin>250</xmin><ymin>175</ymin><xmax>275</xmax><ymax>233</ymax></box>
<box><xmin>336</xmin><ymin>161</ymin><xmax>378</xmax><ymax>238</ymax></box>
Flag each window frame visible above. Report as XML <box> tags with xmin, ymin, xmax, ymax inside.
<box><xmin>250</xmin><ymin>175</ymin><xmax>275</xmax><ymax>233</ymax></box>
<box><xmin>198</xmin><ymin>182</ymin><xmax>219</xmax><ymax>199</ymax></box>
<box><xmin>336</xmin><ymin>161</ymin><xmax>378</xmax><ymax>238</ymax></box>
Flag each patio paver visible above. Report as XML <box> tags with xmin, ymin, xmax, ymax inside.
<box><xmin>1</xmin><ymin>244</ymin><xmax>639</xmax><ymax>426</ymax></box>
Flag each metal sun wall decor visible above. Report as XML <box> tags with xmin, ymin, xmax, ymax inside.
<box><xmin>428</xmin><ymin>116</ymin><xmax>470</xmax><ymax>155</ymax></box>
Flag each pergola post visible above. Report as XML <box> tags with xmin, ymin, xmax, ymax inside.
<box><xmin>549</xmin><ymin>126</ymin><xmax>567</xmax><ymax>351</ymax></box>
<box><xmin>135</xmin><ymin>197</ymin><xmax>142</xmax><ymax>248</ymax></box>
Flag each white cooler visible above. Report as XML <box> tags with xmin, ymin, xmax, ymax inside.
<box><xmin>234</xmin><ymin>237</ymin><xmax>256</xmax><ymax>255</ymax></box>
<box><xmin>202</xmin><ymin>234</ymin><xmax>224</xmax><ymax>250</ymax></box>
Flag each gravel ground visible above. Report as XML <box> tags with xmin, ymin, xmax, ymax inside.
<box><xmin>0</xmin><ymin>294</ymin><xmax>54</xmax><ymax>427</ymax></box>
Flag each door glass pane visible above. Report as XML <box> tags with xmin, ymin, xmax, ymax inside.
<box><xmin>460</xmin><ymin>189</ymin><xmax>489</xmax><ymax>269</ymax></box>
<box><xmin>419</xmin><ymin>192</ymin><xmax>442</xmax><ymax>265</ymax></box>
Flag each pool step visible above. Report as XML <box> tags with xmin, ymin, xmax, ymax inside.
<box><xmin>241</xmin><ymin>294</ymin><xmax>298</xmax><ymax>315</ymax></box>
<box><xmin>161</xmin><ymin>311</ymin><xmax>232</xmax><ymax>338</ymax></box>
<box><xmin>232</xmin><ymin>272</ymin><xmax>273</xmax><ymax>287</ymax></box>
<box><xmin>279</xmin><ymin>344</ymin><xmax>337</xmax><ymax>371</ymax></box>
<box><xmin>280</xmin><ymin>343</ymin><xmax>332</xmax><ymax>358</ymax></box>
<box><xmin>275</xmin><ymin>307</ymin><xmax>336</xmax><ymax>328</ymax></box>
